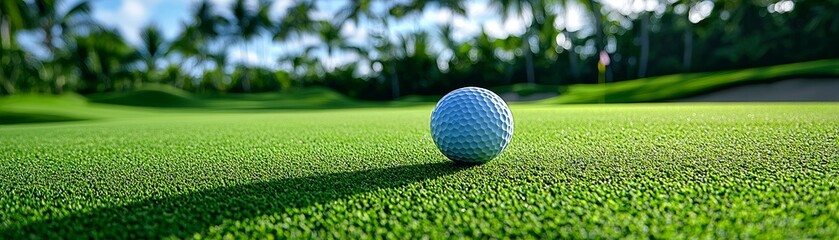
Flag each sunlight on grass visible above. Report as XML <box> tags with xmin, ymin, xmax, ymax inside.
<box><xmin>1</xmin><ymin>103</ymin><xmax>837</xmax><ymax>238</ymax></box>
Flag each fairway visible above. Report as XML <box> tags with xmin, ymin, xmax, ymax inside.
<box><xmin>1</xmin><ymin>103</ymin><xmax>837</xmax><ymax>238</ymax></box>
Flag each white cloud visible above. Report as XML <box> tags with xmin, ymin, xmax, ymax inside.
<box><xmin>207</xmin><ymin>0</ymin><xmax>236</xmax><ymax>8</ymax></box>
<box><xmin>424</xmin><ymin>7</ymin><xmax>452</xmax><ymax>25</ymax></box>
<box><xmin>416</xmin><ymin>2</ymin><xmax>508</xmax><ymax>41</ymax></box>
<box><xmin>230</xmin><ymin>48</ymin><xmax>259</xmax><ymax>65</ymax></box>
<box><xmin>321</xmin><ymin>52</ymin><xmax>360</xmax><ymax>70</ymax></box>
<box><xmin>465</xmin><ymin>1</ymin><xmax>493</xmax><ymax>22</ymax></box>
<box><xmin>602</xmin><ymin>0</ymin><xmax>659</xmax><ymax>15</ymax></box>
<box><xmin>551</xmin><ymin>1</ymin><xmax>586</xmax><ymax>33</ymax></box>
<box><xmin>94</xmin><ymin>0</ymin><xmax>163</xmax><ymax>44</ymax></box>
<box><xmin>475</xmin><ymin>3</ymin><xmax>537</xmax><ymax>39</ymax></box>
<box><xmin>341</xmin><ymin>20</ymin><xmax>369</xmax><ymax>46</ymax></box>
<box><xmin>310</xmin><ymin>1</ymin><xmax>347</xmax><ymax>21</ymax></box>
<box><xmin>484</xmin><ymin>15</ymin><xmax>528</xmax><ymax>39</ymax></box>
<box><xmin>450</xmin><ymin>16</ymin><xmax>480</xmax><ymax>41</ymax></box>
<box><xmin>419</xmin><ymin>7</ymin><xmax>480</xmax><ymax>42</ymax></box>
<box><xmin>268</xmin><ymin>0</ymin><xmax>295</xmax><ymax>19</ymax></box>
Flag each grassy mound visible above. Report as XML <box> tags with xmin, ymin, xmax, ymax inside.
<box><xmin>545</xmin><ymin>59</ymin><xmax>839</xmax><ymax>103</ymax></box>
<box><xmin>197</xmin><ymin>87</ymin><xmax>364</xmax><ymax>109</ymax></box>
<box><xmin>0</xmin><ymin>94</ymin><xmax>92</xmax><ymax>124</ymax></box>
<box><xmin>87</xmin><ymin>84</ymin><xmax>200</xmax><ymax>107</ymax></box>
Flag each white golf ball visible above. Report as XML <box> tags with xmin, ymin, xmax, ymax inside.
<box><xmin>430</xmin><ymin>87</ymin><xmax>514</xmax><ymax>164</ymax></box>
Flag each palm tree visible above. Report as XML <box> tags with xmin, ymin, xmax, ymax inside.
<box><xmin>69</xmin><ymin>28</ymin><xmax>138</xmax><ymax>92</ymax></box>
<box><xmin>680</xmin><ymin>0</ymin><xmax>695</xmax><ymax>71</ymax></box>
<box><xmin>378</xmin><ymin>0</ymin><xmax>466</xmax><ymax>98</ymax></box>
<box><xmin>315</xmin><ymin>20</ymin><xmax>365</xmax><ymax>71</ymax></box>
<box><xmin>168</xmin><ymin>1</ymin><xmax>229</xmax><ymax>89</ymax></box>
<box><xmin>635</xmin><ymin>0</ymin><xmax>651</xmax><ymax>78</ymax></box>
<box><xmin>229</xmin><ymin>0</ymin><xmax>271</xmax><ymax>92</ymax></box>
<box><xmin>576</xmin><ymin>0</ymin><xmax>611</xmax><ymax>83</ymax></box>
<box><xmin>1</xmin><ymin>0</ymin><xmax>32</xmax><ymax>49</ymax></box>
<box><xmin>338</xmin><ymin>0</ymin><xmax>373</xmax><ymax>25</ymax></box>
<box><xmin>194</xmin><ymin>0</ymin><xmax>227</xmax><ymax>40</ymax></box>
<box><xmin>32</xmin><ymin>0</ymin><xmax>92</xmax><ymax>54</ymax></box>
<box><xmin>0</xmin><ymin>0</ymin><xmax>35</xmax><ymax>94</ymax></box>
<box><xmin>491</xmin><ymin>0</ymin><xmax>545</xmax><ymax>85</ymax></box>
<box><xmin>274</xmin><ymin>1</ymin><xmax>315</xmax><ymax>42</ymax></box>
<box><xmin>138</xmin><ymin>25</ymin><xmax>167</xmax><ymax>83</ymax></box>
<box><xmin>370</xmin><ymin>30</ymin><xmax>402</xmax><ymax>100</ymax></box>
<box><xmin>31</xmin><ymin>0</ymin><xmax>93</xmax><ymax>93</ymax></box>
<box><xmin>204</xmin><ymin>48</ymin><xmax>230</xmax><ymax>91</ymax></box>
<box><xmin>272</xmin><ymin>1</ymin><xmax>317</xmax><ymax>86</ymax></box>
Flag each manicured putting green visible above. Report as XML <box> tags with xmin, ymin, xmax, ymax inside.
<box><xmin>1</xmin><ymin>103</ymin><xmax>837</xmax><ymax>238</ymax></box>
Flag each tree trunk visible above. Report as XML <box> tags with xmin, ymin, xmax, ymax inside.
<box><xmin>683</xmin><ymin>16</ymin><xmax>693</xmax><ymax>71</ymax></box>
<box><xmin>0</xmin><ymin>17</ymin><xmax>15</xmax><ymax>94</ymax></box>
<box><xmin>1</xmin><ymin>79</ymin><xmax>14</xmax><ymax>95</ymax></box>
<box><xmin>588</xmin><ymin>0</ymin><xmax>605</xmax><ymax>84</ymax></box>
<box><xmin>1</xmin><ymin>17</ymin><xmax>11</xmax><ymax>49</ymax></box>
<box><xmin>588</xmin><ymin>0</ymin><xmax>605</xmax><ymax>53</ymax></box>
<box><xmin>389</xmin><ymin>61</ymin><xmax>399</xmax><ymax>100</ymax></box>
<box><xmin>242</xmin><ymin>43</ymin><xmax>251</xmax><ymax>92</ymax></box>
<box><xmin>567</xmin><ymin>45</ymin><xmax>579</xmax><ymax>81</ymax></box>
<box><xmin>639</xmin><ymin>12</ymin><xmax>650</xmax><ymax>78</ymax></box>
<box><xmin>562</xmin><ymin>4</ymin><xmax>579</xmax><ymax>81</ymax></box>
<box><xmin>0</xmin><ymin>66</ymin><xmax>14</xmax><ymax>95</ymax></box>
<box><xmin>44</xmin><ymin>25</ymin><xmax>59</xmax><ymax>94</ymax></box>
<box><xmin>44</xmin><ymin>26</ymin><xmax>55</xmax><ymax>54</ymax></box>
<box><xmin>53</xmin><ymin>67</ymin><xmax>64</xmax><ymax>94</ymax></box>
<box><xmin>524</xmin><ymin>37</ymin><xmax>535</xmax><ymax>85</ymax></box>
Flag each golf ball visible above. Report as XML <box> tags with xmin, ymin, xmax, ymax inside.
<box><xmin>430</xmin><ymin>87</ymin><xmax>514</xmax><ymax>164</ymax></box>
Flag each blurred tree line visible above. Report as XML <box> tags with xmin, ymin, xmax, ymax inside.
<box><xmin>1</xmin><ymin>0</ymin><xmax>838</xmax><ymax>100</ymax></box>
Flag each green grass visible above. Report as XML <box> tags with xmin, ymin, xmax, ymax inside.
<box><xmin>1</xmin><ymin>103</ymin><xmax>837</xmax><ymax>238</ymax></box>
<box><xmin>547</xmin><ymin>59</ymin><xmax>839</xmax><ymax>103</ymax></box>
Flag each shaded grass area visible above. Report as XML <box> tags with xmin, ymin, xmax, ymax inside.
<box><xmin>0</xmin><ymin>111</ymin><xmax>86</xmax><ymax>124</ymax></box>
<box><xmin>86</xmin><ymin>85</ymin><xmax>430</xmax><ymax>110</ymax></box>
<box><xmin>1</xmin><ymin>103</ymin><xmax>837</xmax><ymax>238</ymax></box>
<box><xmin>491</xmin><ymin>83</ymin><xmax>566</xmax><ymax>97</ymax></box>
<box><xmin>196</xmin><ymin>87</ymin><xmax>373</xmax><ymax>109</ymax></box>
<box><xmin>0</xmin><ymin>94</ymin><xmax>167</xmax><ymax>125</ymax></box>
<box><xmin>87</xmin><ymin>84</ymin><xmax>200</xmax><ymax>107</ymax></box>
<box><xmin>8</xmin><ymin>162</ymin><xmax>469</xmax><ymax>238</ymax></box>
<box><xmin>546</xmin><ymin>59</ymin><xmax>839</xmax><ymax>103</ymax></box>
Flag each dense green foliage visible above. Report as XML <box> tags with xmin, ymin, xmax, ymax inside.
<box><xmin>1</xmin><ymin>103</ymin><xmax>837</xmax><ymax>238</ymax></box>
<box><xmin>2</xmin><ymin>0</ymin><xmax>838</xmax><ymax>99</ymax></box>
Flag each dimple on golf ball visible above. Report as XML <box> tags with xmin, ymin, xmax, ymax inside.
<box><xmin>430</xmin><ymin>87</ymin><xmax>514</xmax><ymax>164</ymax></box>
